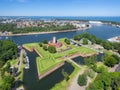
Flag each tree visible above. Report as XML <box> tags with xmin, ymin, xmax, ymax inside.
<box><xmin>77</xmin><ymin>74</ymin><xmax>87</xmax><ymax>86</ymax></box>
<box><xmin>103</xmin><ymin>55</ymin><xmax>117</xmax><ymax>67</ymax></box>
<box><xmin>39</xmin><ymin>43</ymin><xmax>43</xmax><ymax>47</ymax></box>
<box><xmin>83</xmin><ymin>38</ymin><xmax>88</xmax><ymax>45</ymax></box>
<box><xmin>62</xmin><ymin>69</ymin><xmax>69</xmax><ymax>81</ymax></box>
<box><xmin>86</xmin><ymin>69</ymin><xmax>95</xmax><ymax>78</ymax></box>
<box><xmin>0</xmin><ymin>40</ymin><xmax>18</xmax><ymax>67</ymax></box>
<box><xmin>111</xmin><ymin>76</ymin><xmax>120</xmax><ymax>90</ymax></box>
<box><xmin>87</xmin><ymin>72</ymin><xmax>111</xmax><ymax>90</ymax></box>
<box><xmin>0</xmin><ymin>68</ymin><xmax>5</xmax><ymax>78</ymax></box>
<box><xmin>64</xmin><ymin>38</ymin><xmax>70</xmax><ymax>45</ymax></box>
<box><xmin>84</xmin><ymin>55</ymin><xmax>97</xmax><ymax>66</ymax></box>
<box><xmin>48</xmin><ymin>46</ymin><xmax>56</xmax><ymax>53</ymax></box>
<box><xmin>42</xmin><ymin>39</ymin><xmax>48</xmax><ymax>44</ymax></box>
<box><xmin>112</xmin><ymin>54</ymin><xmax>120</xmax><ymax>64</ymax></box>
<box><xmin>0</xmin><ymin>75</ymin><xmax>15</xmax><ymax>90</ymax></box>
<box><xmin>5</xmin><ymin>62</ymin><xmax>11</xmax><ymax>73</ymax></box>
<box><xmin>43</xmin><ymin>45</ymin><xmax>48</xmax><ymax>51</ymax></box>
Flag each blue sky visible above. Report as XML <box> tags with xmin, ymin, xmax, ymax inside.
<box><xmin>0</xmin><ymin>0</ymin><xmax>120</xmax><ymax>16</ymax></box>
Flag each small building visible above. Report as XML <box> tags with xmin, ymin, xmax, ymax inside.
<box><xmin>48</xmin><ymin>37</ymin><xmax>62</xmax><ymax>48</ymax></box>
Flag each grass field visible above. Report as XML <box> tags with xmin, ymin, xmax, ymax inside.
<box><xmin>24</xmin><ymin>38</ymin><xmax>97</xmax><ymax>75</ymax></box>
<box><xmin>36</xmin><ymin>57</ymin><xmax>63</xmax><ymax>74</ymax></box>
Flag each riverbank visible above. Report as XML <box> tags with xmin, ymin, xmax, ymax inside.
<box><xmin>0</xmin><ymin>28</ymin><xmax>90</xmax><ymax>37</ymax></box>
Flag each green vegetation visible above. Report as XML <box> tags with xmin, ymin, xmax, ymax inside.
<box><xmin>83</xmin><ymin>38</ymin><xmax>88</xmax><ymax>45</ymax></box>
<box><xmin>42</xmin><ymin>39</ymin><xmax>48</xmax><ymax>44</ymax></box>
<box><xmin>62</xmin><ymin>69</ymin><xmax>70</xmax><ymax>81</ymax></box>
<box><xmin>64</xmin><ymin>38</ymin><xmax>70</xmax><ymax>45</ymax></box>
<box><xmin>0</xmin><ymin>40</ymin><xmax>18</xmax><ymax>90</ymax></box>
<box><xmin>102</xmin><ymin>54</ymin><xmax>118</xmax><ymax>67</ymax></box>
<box><xmin>24</xmin><ymin>38</ymin><xmax>96</xmax><ymax>75</ymax></box>
<box><xmin>74</xmin><ymin>33</ymin><xmax>120</xmax><ymax>53</ymax></box>
<box><xmin>0</xmin><ymin>75</ymin><xmax>15</xmax><ymax>90</ymax></box>
<box><xmin>43</xmin><ymin>45</ymin><xmax>48</xmax><ymax>51</ymax></box>
<box><xmin>92</xmin><ymin>63</ymin><xmax>108</xmax><ymax>73</ymax></box>
<box><xmin>87</xmin><ymin>72</ymin><xmax>120</xmax><ymax>90</ymax></box>
<box><xmin>36</xmin><ymin>57</ymin><xmax>63</xmax><ymax>74</ymax></box>
<box><xmin>0</xmin><ymin>23</ymin><xmax>76</xmax><ymax>34</ymax></box>
<box><xmin>85</xmin><ymin>69</ymin><xmax>95</xmax><ymax>78</ymax></box>
<box><xmin>84</xmin><ymin>55</ymin><xmax>97</xmax><ymax>66</ymax></box>
<box><xmin>0</xmin><ymin>40</ymin><xmax>18</xmax><ymax>68</ymax></box>
<box><xmin>39</xmin><ymin>43</ymin><xmax>43</xmax><ymax>47</ymax></box>
<box><xmin>48</xmin><ymin>46</ymin><xmax>56</xmax><ymax>53</ymax></box>
<box><xmin>77</xmin><ymin>73</ymin><xmax>87</xmax><ymax>86</ymax></box>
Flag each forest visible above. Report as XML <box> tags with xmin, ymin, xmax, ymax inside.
<box><xmin>0</xmin><ymin>40</ymin><xmax>18</xmax><ymax>68</ymax></box>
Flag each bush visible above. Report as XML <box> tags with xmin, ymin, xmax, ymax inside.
<box><xmin>5</xmin><ymin>62</ymin><xmax>11</xmax><ymax>73</ymax></box>
<box><xmin>0</xmin><ymin>75</ymin><xmax>15</xmax><ymax>90</ymax></box>
<box><xmin>83</xmin><ymin>38</ymin><xmax>88</xmax><ymax>45</ymax></box>
<box><xmin>77</xmin><ymin>74</ymin><xmax>87</xmax><ymax>86</ymax></box>
<box><xmin>112</xmin><ymin>54</ymin><xmax>120</xmax><ymax>64</ymax></box>
<box><xmin>42</xmin><ymin>39</ymin><xmax>48</xmax><ymax>44</ymax></box>
<box><xmin>43</xmin><ymin>45</ymin><xmax>48</xmax><ymax>51</ymax></box>
<box><xmin>48</xmin><ymin>46</ymin><xmax>56</xmax><ymax>53</ymax></box>
<box><xmin>92</xmin><ymin>64</ymin><xmax>97</xmax><ymax>72</ymax></box>
<box><xmin>96</xmin><ymin>66</ymin><xmax>107</xmax><ymax>73</ymax></box>
<box><xmin>88</xmin><ymin>69</ymin><xmax>95</xmax><ymax>78</ymax></box>
<box><xmin>92</xmin><ymin>65</ymin><xmax>107</xmax><ymax>73</ymax></box>
<box><xmin>84</xmin><ymin>55</ymin><xmax>97</xmax><ymax>66</ymax></box>
<box><xmin>39</xmin><ymin>43</ymin><xmax>43</xmax><ymax>47</ymax></box>
<box><xmin>64</xmin><ymin>38</ymin><xmax>70</xmax><ymax>45</ymax></box>
<box><xmin>62</xmin><ymin>69</ymin><xmax>69</xmax><ymax>81</ymax></box>
<box><xmin>103</xmin><ymin>55</ymin><xmax>117</xmax><ymax>67</ymax></box>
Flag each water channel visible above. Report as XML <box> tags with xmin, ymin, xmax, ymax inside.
<box><xmin>0</xmin><ymin>24</ymin><xmax>120</xmax><ymax>90</ymax></box>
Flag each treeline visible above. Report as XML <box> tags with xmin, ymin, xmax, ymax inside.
<box><xmin>87</xmin><ymin>72</ymin><xmax>120</xmax><ymax>90</ymax></box>
<box><xmin>0</xmin><ymin>23</ymin><xmax>76</xmax><ymax>34</ymax></box>
<box><xmin>0</xmin><ymin>40</ymin><xmax>18</xmax><ymax>68</ymax></box>
<box><xmin>74</xmin><ymin>33</ymin><xmax>120</xmax><ymax>53</ymax></box>
<box><xmin>0</xmin><ymin>23</ymin><xmax>16</xmax><ymax>32</ymax></box>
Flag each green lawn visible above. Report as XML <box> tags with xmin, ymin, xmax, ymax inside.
<box><xmin>36</xmin><ymin>57</ymin><xmax>64</xmax><ymax>74</ymax></box>
<box><xmin>24</xmin><ymin>38</ymin><xmax>97</xmax><ymax>75</ymax></box>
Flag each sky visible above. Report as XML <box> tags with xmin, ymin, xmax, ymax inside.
<box><xmin>0</xmin><ymin>0</ymin><xmax>120</xmax><ymax>16</ymax></box>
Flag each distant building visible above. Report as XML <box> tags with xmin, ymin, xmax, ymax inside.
<box><xmin>89</xmin><ymin>21</ymin><xmax>103</xmax><ymax>24</ymax></box>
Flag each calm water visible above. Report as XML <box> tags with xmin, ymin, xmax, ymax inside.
<box><xmin>72</xmin><ymin>53</ymin><xmax>104</xmax><ymax>65</ymax></box>
<box><xmin>23</xmin><ymin>50</ymin><xmax>74</xmax><ymax>90</ymax></box>
<box><xmin>0</xmin><ymin>24</ymin><xmax>120</xmax><ymax>45</ymax></box>
<box><xmin>1</xmin><ymin>16</ymin><xmax>120</xmax><ymax>22</ymax></box>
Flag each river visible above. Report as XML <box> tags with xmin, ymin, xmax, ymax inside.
<box><xmin>0</xmin><ymin>24</ymin><xmax>120</xmax><ymax>45</ymax></box>
<box><xmin>0</xmin><ymin>24</ymin><xmax>120</xmax><ymax>90</ymax></box>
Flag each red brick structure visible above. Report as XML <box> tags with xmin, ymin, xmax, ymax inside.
<box><xmin>48</xmin><ymin>37</ymin><xmax>62</xmax><ymax>48</ymax></box>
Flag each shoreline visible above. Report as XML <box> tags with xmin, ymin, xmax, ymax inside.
<box><xmin>0</xmin><ymin>28</ymin><xmax>90</xmax><ymax>37</ymax></box>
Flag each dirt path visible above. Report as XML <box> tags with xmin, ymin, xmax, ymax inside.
<box><xmin>67</xmin><ymin>58</ymin><xmax>86</xmax><ymax>90</ymax></box>
<box><xmin>67</xmin><ymin>68</ymin><xmax>85</xmax><ymax>90</ymax></box>
<box><xmin>67</xmin><ymin>58</ymin><xmax>96</xmax><ymax>90</ymax></box>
